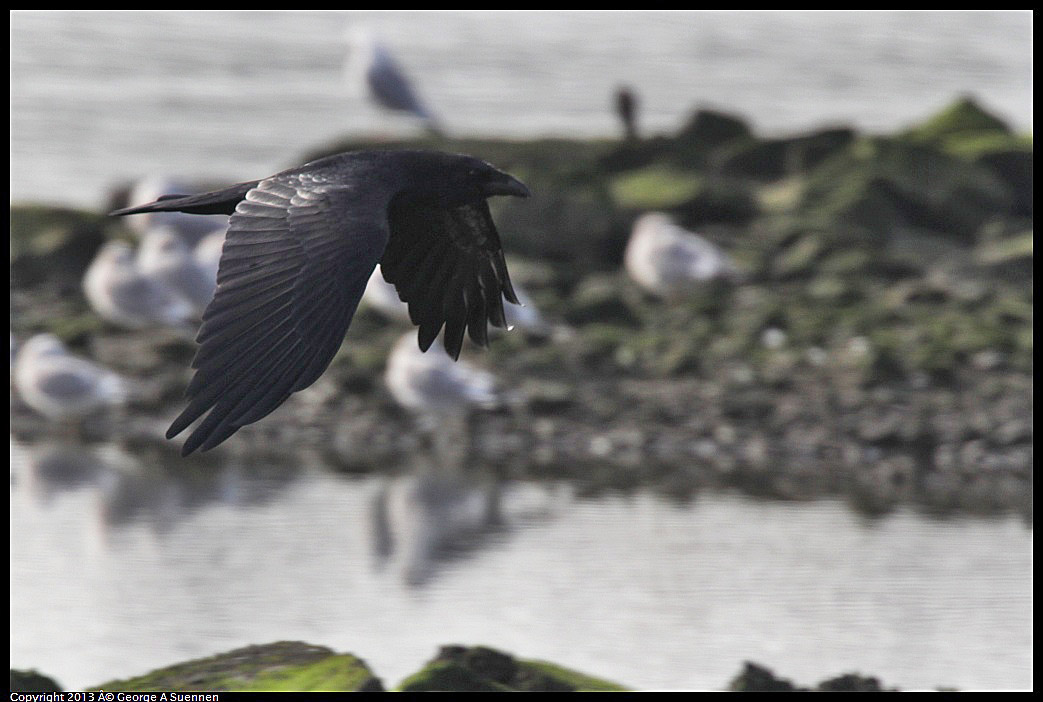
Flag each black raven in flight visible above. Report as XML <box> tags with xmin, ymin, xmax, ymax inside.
<box><xmin>111</xmin><ymin>150</ymin><xmax>529</xmax><ymax>455</ymax></box>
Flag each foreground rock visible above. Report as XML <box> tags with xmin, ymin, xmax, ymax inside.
<box><xmin>396</xmin><ymin>644</ymin><xmax>628</xmax><ymax>692</ymax></box>
<box><xmin>728</xmin><ymin>661</ymin><xmax>898</xmax><ymax>692</ymax></box>
<box><xmin>88</xmin><ymin>641</ymin><xmax>383</xmax><ymax>693</ymax></box>
<box><xmin>10</xmin><ymin>669</ymin><xmax>63</xmax><ymax>693</ymax></box>
<box><xmin>14</xmin><ymin>644</ymin><xmax>918</xmax><ymax>692</ymax></box>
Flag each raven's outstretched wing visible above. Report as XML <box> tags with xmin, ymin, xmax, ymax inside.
<box><xmin>379</xmin><ymin>197</ymin><xmax>519</xmax><ymax>361</ymax></box>
<box><xmin>167</xmin><ymin>176</ymin><xmax>389</xmax><ymax>455</ymax></box>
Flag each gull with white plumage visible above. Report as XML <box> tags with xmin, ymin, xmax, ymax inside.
<box><xmin>624</xmin><ymin>212</ymin><xmax>741</xmax><ymax>298</ymax></box>
<box><xmin>83</xmin><ymin>240</ymin><xmax>197</xmax><ymax>330</ymax></box>
<box><xmin>12</xmin><ymin>334</ymin><xmax>128</xmax><ymax>422</ymax></box>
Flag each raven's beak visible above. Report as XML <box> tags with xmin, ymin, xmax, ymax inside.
<box><xmin>484</xmin><ymin>172</ymin><xmax>532</xmax><ymax>199</ymax></box>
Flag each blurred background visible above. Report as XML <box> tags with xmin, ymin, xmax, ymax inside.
<box><xmin>10</xmin><ymin>10</ymin><xmax>1032</xmax><ymax>207</ymax></box>
<box><xmin>10</xmin><ymin>10</ymin><xmax>1032</xmax><ymax>692</ymax></box>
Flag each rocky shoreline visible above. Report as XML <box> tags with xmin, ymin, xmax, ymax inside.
<box><xmin>10</xmin><ymin>96</ymin><xmax>1033</xmax><ymax>521</ymax></box>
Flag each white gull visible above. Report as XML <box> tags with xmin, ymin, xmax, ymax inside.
<box><xmin>624</xmin><ymin>212</ymin><xmax>741</xmax><ymax>297</ymax></box>
<box><xmin>83</xmin><ymin>240</ymin><xmax>197</xmax><ymax>329</ymax></box>
<box><xmin>12</xmin><ymin>334</ymin><xmax>127</xmax><ymax>421</ymax></box>
<box><xmin>137</xmin><ymin>226</ymin><xmax>218</xmax><ymax>314</ymax></box>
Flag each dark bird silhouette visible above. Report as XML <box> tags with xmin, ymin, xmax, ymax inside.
<box><xmin>111</xmin><ymin>150</ymin><xmax>530</xmax><ymax>456</ymax></box>
<box><xmin>615</xmin><ymin>85</ymin><xmax>639</xmax><ymax>141</ymax></box>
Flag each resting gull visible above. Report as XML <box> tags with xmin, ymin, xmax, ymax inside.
<box><xmin>384</xmin><ymin>331</ymin><xmax>500</xmax><ymax>420</ymax></box>
<box><xmin>624</xmin><ymin>212</ymin><xmax>741</xmax><ymax>297</ymax></box>
<box><xmin>12</xmin><ymin>334</ymin><xmax>127</xmax><ymax>421</ymax></box>
<box><xmin>346</xmin><ymin>27</ymin><xmax>443</xmax><ymax>134</ymax></box>
<box><xmin>137</xmin><ymin>226</ymin><xmax>219</xmax><ymax>314</ymax></box>
<box><xmin>83</xmin><ymin>240</ymin><xmax>196</xmax><ymax>329</ymax></box>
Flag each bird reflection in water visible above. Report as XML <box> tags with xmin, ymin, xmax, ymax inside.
<box><xmin>368</xmin><ymin>460</ymin><xmax>506</xmax><ymax>588</ymax></box>
<box><xmin>375</xmin><ymin>330</ymin><xmax>514</xmax><ymax>586</ymax></box>
<box><xmin>16</xmin><ymin>438</ymin><xmax>296</xmax><ymax>542</ymax></box>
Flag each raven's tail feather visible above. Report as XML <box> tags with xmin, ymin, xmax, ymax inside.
<box><xmin>109</xmin><ymin>180</ymin><xmax>261</xmax><ymax>218</ymax></box>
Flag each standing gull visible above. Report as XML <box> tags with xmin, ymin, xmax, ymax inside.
<box><xmin>83</xmin><ymin>240</ymin><xmax>197</xmax><ymax>329</ymax></box>
<box><xmin>624</xmin><ymin>212</ymin><xmax>741</xmax><ymax>298</ymax></box>
<box><xmin>12</xmin><ymin>334</ymin><xmax>127</xmax><ymax>421</ymax></box>
<box><xmin>111</xmin><ymin>149</ymin><xmax>529</xmax><ymax>456</ymax></box>
<box><xmin>384</xmin><ymin>331</ymin><xmax>501</xmax><ymax>421</ymax></box>
<box><xmin>137</xmin><ymin>226</ymin><xmax>219</xmax><ymax>315</ymax></box>
<box><xmin>346</xmin><ymin>27</ymin><xmax>443</xmax><ymax>135</ymax></box>
<box><xmin>384</xmin><ymin>331</ymin><xmax>503</xmax><ymax>470</ymax></box>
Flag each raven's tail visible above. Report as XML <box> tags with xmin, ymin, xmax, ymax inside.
<box><xmin>109</xmin><ymin>180</ymin><xmax>261</xmax><ymax>218</ymax></box>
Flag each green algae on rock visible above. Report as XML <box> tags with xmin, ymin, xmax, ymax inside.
<box><xmin>395</xmin><ymin>644</ymin><xmax>629</xmax><ymax>692</ymax></box>
<box><xmin>89</xmin><ymin>641</ymin><xmax>383</xmax><ymax>693</ymax></box>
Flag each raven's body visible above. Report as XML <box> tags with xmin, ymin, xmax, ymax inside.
<box><xmin>112</xmin><ymin>150</ymin><xmax>529</xmax><ymax>455</ymax></box>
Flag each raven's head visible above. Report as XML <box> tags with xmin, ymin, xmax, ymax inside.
<box><xmin>402</xmin><ymin>151</ymin><xmax>531</xmax><ymax>207</ymax></box>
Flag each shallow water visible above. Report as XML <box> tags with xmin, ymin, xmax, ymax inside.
<box><xmin>9</xmin><ymin>438</ymin><xmax>1033</xmax><ymax>691</ymax></box>
<box><xmin>10</xmin><ymin>10</ymin><xmax>1033</xmax><ymax>208</ymax></box>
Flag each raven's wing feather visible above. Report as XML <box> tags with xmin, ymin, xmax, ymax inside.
<box><xmin>109</xmin><ymin>180</ymin><xmax>260</xmax><ymax>217</ymax></box>
<box><xmin>167</xmin><ymin>176</ymin><xmax>389</xmax><ymax>455</ymax></box>
<box><xmin>379</xmin><ymin>198</ymin><xmax>518</xmax><ymax>360</ymax></box>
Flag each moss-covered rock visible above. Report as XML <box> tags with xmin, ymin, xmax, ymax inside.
<box><xmin>716</xmin><ymin>127</ymin><xmax>857</xmax><ymax>181</ymax></box>
<box><xmin>609</xmin><ymin>164</ymin><xmax>705</xmax><ymax>210</ymax></box>
<box><xmin>902</xmin><ymin>96</ymin><xmax>1012</xmax><ymax>143</ymax></box>
<box><xmin>975</xmin><ymin>148</ymin><xmax>1033</xmax><ymax>217</ymax></box>
<box><xmin>674</xmin><ymin>108</ymin><xmax>754</xmax><ymax>165</ymax></box>
<box><xmin>797</xmin><ymin>135</ymin><xmax>1015</xmax><ymax>243</ymax></box>
<box><xmin>10</xmin><ymin>205</ymin><xmax>115</xmax><ymax>288</ymax></box>
<box><xmin>89</xmin><ymin>642</ymin><xmax>383</xmax><ymax>692</ymax></box>
<box><xmin>397</xmin><ymin>660</ymin><xmax>509</xmax><ymax>692</ymax></box>
<box><xmin>396</xmin><ymin>645</ymin><xmax>629</xmax><ymax>692</ymax></box>
<box><xmin>10</xmin><ymin>669</ymin><xmax>63</xmax><ymax>693</ymax></box>
<box><xmin>565</xmin><ymin>273</ymin><xmax>640</xmax><ymax>327</ymax></box>
<box><xmin>728</xmin><ymin>661</ymin><xmax>898</xmax><ymax>692</ymax></box>
<box><xmin>901</xmin><ymin>96</ymin><xmax>1032</xmax><ymax>217</ymax></box>
<box><xmin>609</xmin><ymin>166</ymin><xmax>758</xmax><ymax>228</ymax></box>
<box><xmin>728</xmin><ymin>661</ymin><xmax>800</xmax><ymax>691</ymax></box>
<box><xmin>975</xmin><ymin>229</ymin><xmax>1033</xmax><ymax>277</ymax></box>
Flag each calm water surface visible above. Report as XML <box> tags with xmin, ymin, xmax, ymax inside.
<box><xmin>10</xmin><ymin>439</ymin><xmax>1033</xmax><ymax>691</ymax></box>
